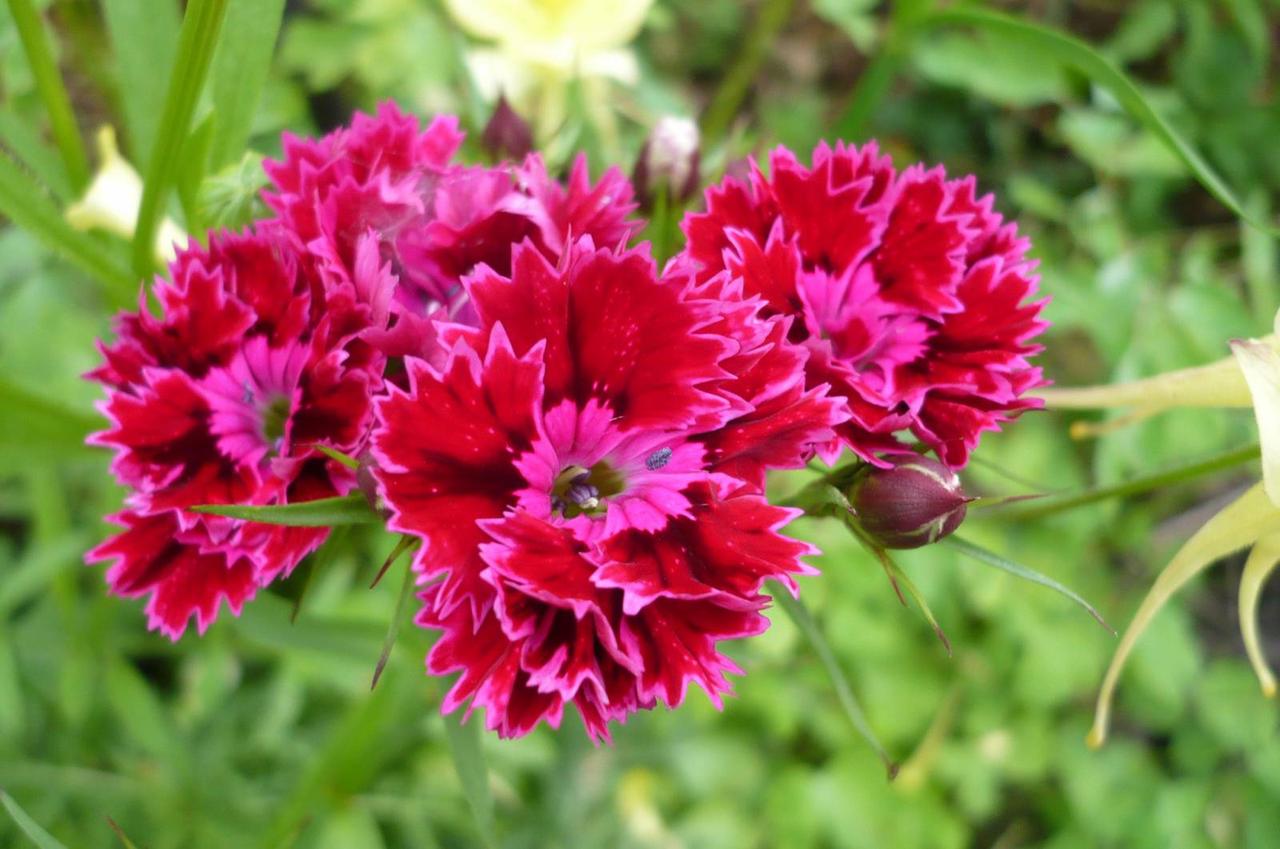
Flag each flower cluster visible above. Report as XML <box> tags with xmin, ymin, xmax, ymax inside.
<box><xmin>682</xmin><ymin>143</ymin><xmax>1048</xmax><ymax>467</ymax></box>
<box><xmin>88</xmin><ymin>105</ymin><xmax>1047</xmax><ymax>738</ymax></box>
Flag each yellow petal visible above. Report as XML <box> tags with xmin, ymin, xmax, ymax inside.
<box><xmin>66</xmin><ymin>126</ymin><xmax>143</xmax><ymax>242</ymax></box>
<box><xmin>1239</xmin><ymin>532</ymin><xmax>1280</xmax><ymax>698</ymax></box>
<box><xmin>1231</xmin><ymin>337</ymin><xmax>1280</xmax><ymax>506</ymax></box>
<box><xmin>444</xmin><ymin>0</ymin><xmax>652</xmax><ymax>51</ymax></box>
<box><xmin>66</xmin><ymin>126</ymin><xmax>186</xmax><ymax>266</ymax></box>
<box><xmin>1038</xmin><ymin>354</ymin><xmax>1254</xmax><ymax>412</ymax></box>
<box><xmin>1088</xmin><ymin>482</ymin><xmax>1280</xmax><ymax>748</ymax></box>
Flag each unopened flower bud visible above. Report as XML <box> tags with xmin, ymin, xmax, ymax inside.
<box><xmin>633</xmin><ymin>116</ymin><xmax>700</xmax><ymax>209</ymax></box>
<box><xmin>482</xmin><ymin>95</ymin><xmax>534</xmax><ymax>162</ymax></box>
<box><xmin>847</xmin><ymin>456</ymin><xmax>971</xmax><ymax>549</ymax></box>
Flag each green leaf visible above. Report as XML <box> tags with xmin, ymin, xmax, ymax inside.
<box><xmin>3</xmin><ymin>0</ymin><xmax>88</xmax><ymax>189</ymax></box>
<box><xmin>768</xmin><ymin>582</ymin><xmax>898</xmax><ymax>779</ymax></box>
<box><xmin>0</xmin><ymin>378</ymin><xmax>99</xmax><ymax>463</ymax></box>
<box><xmin>315</xmin><ymin>444</ymin><xmax>361</xmax><ymax>471</ymax></box>
<box><xmin>0</xmin><ymin>108</ymin><xmax>71</xmax><ymax>199</ymax></box>
<box><xmin>101</xmin><ymin>0</ymin><xmax>181</xmax><ymax>165</ymax></box>
<box><xmin>190</xmin><ymin>494</ymin><xmax>381</xmax><ymax>527</ymax></box>
<box><xmin>926</xmin><ymin>6</ymin><xmax>1277</xmax><ymax>233</ymax></box>
<box><xmin>945</xmin><ymin>536</ymin><xmax>1112</xmax><ymax>633</ymax></box>
<box><xmin>132</xmin><ymin>0</ymin><xmax>231</xmax><ymax>276</ymax></box>
<box><xmin>208</xmin><ymin>0</ymin><xmax>285</xmax><ymax>170</ymax></box>
<box><xmin>0</xmin><ymin>150</ymin><xmax>136</xmax><ymax>302</ymax></box>
<box><xmin>0</xmin><ymin>788</ymin><xmax>69</xmax><ymax>849</ymax></box>
<box><xmin>442</xmin><ymin>710</ymin><xmax>497</xmax><ymax>849</ymax></box>
<box><xmin>176</xmin><ymin>112</ymin><xmax>215</xmax><ymax>235</ymax></box>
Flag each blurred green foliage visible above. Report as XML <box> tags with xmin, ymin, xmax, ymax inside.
<box><xmin>1</xmin><ymin>0</ymin><xmax>1278</xmax><ymax>847</ymax></box>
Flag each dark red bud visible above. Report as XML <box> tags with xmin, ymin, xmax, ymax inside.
<box><xmin>482</xmin><ymin>95</ymin><xmax>533</xmax><ymax>162</ymax></box>
<box><xmin>633</xmin><ymin>116</ymin><xmax>700</xmax><ymax>210</ymax></box>
<box><xmin>847</xmin><ymin>456</ymin><xmax>970</xmax><ymax>550</ymax></box>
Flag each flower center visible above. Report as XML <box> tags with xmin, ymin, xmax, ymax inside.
<box><xmin>550</xmin><ymin>461</ymin><xmax>625</xmax><ymax>519</ymax></box>
<box><xmin>261</xmin><ymin>393</ymin><xmax>291</xmax><ymax>448</ymax></box>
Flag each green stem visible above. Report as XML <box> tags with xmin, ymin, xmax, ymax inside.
<box><xmin>5</xmin><ymin>0</ymin><xmax>89</xmax><ymax>189</ymax></box>
<box><xmin>978</xmin><ymin>442</ymin><xmax>1261</xmax><ymax>523</ymax></box>
<box><xmin>700</xmin><ymin>0</ymin><xmax>795</xmax><ymax>144</ymax></box>
<box><xmin>131</xmin><ymin>0</ymin><xmax>229</xmax><ymax>276</ymax></box>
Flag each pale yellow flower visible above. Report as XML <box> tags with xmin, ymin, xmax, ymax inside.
<box><xmin>66</xmin><ymin>126</ymin><xmax>186</xmax><ymax>265</ymax></box>
<box><xmin>443</xmin><ymin>0</ymin><xmax>653</xmax><ymax>141</ymax></box>
<box><xmin>1042</xmin><ymin>313</ymin><xmax>1280</xmax><ymax>746</ymax></box>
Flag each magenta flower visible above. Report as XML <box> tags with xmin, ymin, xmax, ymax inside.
<box><xmin>88</xmin><ymin>106</ymin><xmax>649</xmax><ymax>639</ymax></box>
<box><xmin>263</xmin><ymin>102</ymin><xmax>640</xmax><ymax>363</ymax></box>
<box><xmin>88</xmin><ymin>228</ymin><xmax>375</xmax><ymax>638</ymax></box>
<box><xmin>372</xmin><ymin>240</ymin><xmax>834</xmax><ymax>739</ymax></box>
<box><xmin>680</xmin><ymin>142</ymin><xmax>1049</xmax><ymax>468</ymax></box>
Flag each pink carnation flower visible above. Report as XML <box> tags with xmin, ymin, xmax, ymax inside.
<box><xmin>263</xmin><ymin>101</ymin><xmax>641</xmax><ymax>364</ymax></box>
<box><xmin>680</xmin><ymin>142</ymin><xmax>1049</xmax><ymax>468</ymax></box>
<box><xmin>88</xmin><ymin>228</ymin><xmax>376</xmax><ymax>638</ymax></box>
<box><xmin>372</xmin><ymin>240</ymin><xmax>838</xmax><ymax>739</ymax></box>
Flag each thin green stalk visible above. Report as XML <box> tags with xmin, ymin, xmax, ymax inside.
<box><xmin>700</xmin><ymin>0</ymin><xmax>795</xmax><ymax>144</ymax></box>
<box><xmin>131</xmin><ymin>0</ymin><xmax>230</xmax><ymax>276</ymax></box>
<box><xmin>4</xmin><ymin>0</ymin><xmax>89</xmax><ymax>189</ymax></box>
<box><xmin>832</xmin><ymin>0</ymin><xmax>933</xmax><ymax>139</ymax></box>
<box><xmin>979</xmin><ymin>442</ymin><xmax>1260</xmax><ymax>523</ymax></box>
<box><xmin>769</xmin><ymin>582</ymin><xmax>898</xmax><ymax>778</ymax></box>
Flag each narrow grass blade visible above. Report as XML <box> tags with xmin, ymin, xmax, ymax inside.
<box><xmin>0</xmin><ymin>788</ymin><xmax>69</xmax><ymax>849</ymax></box>
<box><xmin>831</xmin><ymin>0</ymin><xmax>932</xmax><ymax>138</ymax></box>
<box><xmin>443</xmin><ymin>710</ymin><xmax>497</xmax><ymax>849</ymax></box>
<box><xmin>876</xmin><ymin>549</ymin><xmax>952</xmax><ymax>656</ymax></box>
<box><xmin>132</xmin><ymin>0</ymin><xmax>230</xmax><ymax>276</ymax></box>
<box><xmin>1239</xmin><ymin>532</ymin><xmax>1280</xmax><ymax>697</ymax></box>
<box><xmin>105</xmin><ymin>817</ymin><xmax>141</xmax><ymax>849</ymax></box>
<box><xmin>983</xmin><ymin>443</ymin><xmax>1260</xmax><ymax>523</ymax></box>
<box><xmin>946</xmin><ymin>536</ymin><xmax>1112</xmax><ymax>633</ymax></box>
<box><xmin>928</xmin><ymin>6</ymin><xmax>1277</xmax><ymax>233</ymax></box>
<box><xmin>101</xmin><ymin>0</ymin><xmax>181</xmax><ymax>165</ymax></box>
<box><xmin>370</xmin><ymin>554</ymin><xmax>417</xmax><ymax>690</ymax></box>
<box><xmin>370</xmin><ymin>535</ymin><xmax>419</xmax><ymax>589</ymax></box>
<box><xmin>190</xmin><ymin>494</ymin><xmax>381</xmax><ymax>527</ymax></box>
<box><xmin>0</xmin><ymin>151</ymin><xmax>135</xmax><ymax>302</ymax></box>
<box><xmin>700</xmin><ymin>0</ymin><xmax>796</xmax><ymax>143</ymax></box>
<box><xmin>3</xmin><ymin>0</ymin><xmax>88</xmax><ymax>189</ymax></box>
<box><xmin>769</xmin><ymin>582</ymin><xmax>898</xmax><ymax>778</ymax></box>
<box><xmin>208</xmin><ymin>0</ymin><xmax>285</xmax><ymax>170</ymax></box>
<box><xmin>1089</xmin><ymin>482</ymin><xmax>1280</xmax><ymax>747</ymax></box>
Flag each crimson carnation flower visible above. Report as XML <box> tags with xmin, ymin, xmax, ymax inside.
<box><xmin>372</xmin><ymin>239</ymin><xmax>839</xmax><ymax>739</ymax></box>
<box><xmin>88</xmin><ymin>106</ymin><xmax>648</xmax><ymax>639</ymax></box>
<box><xmin>263</xmin><ymin>101</ymin><xmax>640</xmax><ymax>364</ymax></box>
<box><xmin>680</xmin><ymin>142</ymin><xmax>1049</xmax><ymax>468</ymax></box>
<box><xmin>88</xmin><ymin>227</ymin><xmax>375</xmax><ymax>638</ymax></box>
